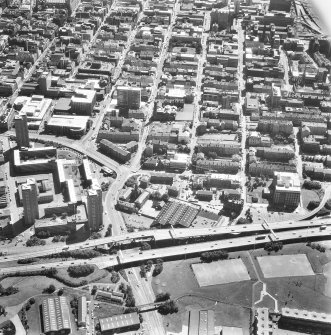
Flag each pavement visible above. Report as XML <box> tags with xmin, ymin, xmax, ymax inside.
<box><xmin>10</xmin><ymin>314</ymin><xmax>26</xmax><ymax>335</ymax></box>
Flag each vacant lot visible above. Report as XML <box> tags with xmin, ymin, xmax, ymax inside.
<box><xmin>258</xmin><ymin>254</ymin><xmax>315</xmax><ymax>279</ymax></box>
<box><xmin>192</xmin><ymin>259</ymin><xmax>250</xmax><ymax>287</ymax></box>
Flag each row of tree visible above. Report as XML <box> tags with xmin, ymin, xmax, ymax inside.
<box><xmin>67</xmin><ymin>265</ymin><xmax>95</xmax><ymax>278</ymax></box>
<box><xmin>264</xmin><ymin>241</ymin><xmax>283</xmax><ymax>253</ymax></box>
<box><xmin>200</xmin><ymin>250</ymin><xmax>229</xmax><ymax>263</ymax></box>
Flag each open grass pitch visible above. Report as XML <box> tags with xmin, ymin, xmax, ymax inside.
<box><xmin>257</xmin><ymin>254</ymin><xmax>315</xmax><ymax>279</ymax></box>
<box><xmin>192</xmin><ymin>259</ymin><xmax>250</xmax><ymax>287</ymax></box>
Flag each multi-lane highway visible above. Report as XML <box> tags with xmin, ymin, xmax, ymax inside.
<box><xmin>1</xmin><ymin>218</ymin><xmax>330</xmax><ymax>263</ymax></box>
<box><xmin>1</xmin><ymin>224</ymin><xmax>330</xmax><ymax>275</ymax></box>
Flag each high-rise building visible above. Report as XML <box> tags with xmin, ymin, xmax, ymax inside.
<box><xmin>269</xmin><ymin>0</ymin><xmax>291</xmax><ymax>12</ymax></box>
<box><xmin>272</xmin><ymin>172</ymin><xmax>301</xmax><ymax>208</ymax></box>
<box><xmin>234</xmin><ymin>0</ymin><xmax>240</xmax><ymax>14</ymax></box>
<box><xmin>210</xmin><ymin>7</ymin><xmax>231</xmax><ymax>30</ymax></box>
<box><xmin>87</xmin><ymin>182</ymin><xmax>103</xmax><ymax>231</ymax></box>
<box><xmin>70</xmin><ymin>89</ymin><xmax>96</xmax><ymax>115</ymax></box>
<box><xmin>117</xmin><ymin>86</ymin><xmax>141</xmax><ymax>110</ymax></box>
<box><xmin>39</xmin><ymin>72</ymin><xmax>52</xmax><ymax>94</ymax></box>
<box><xmin>14</xmin><ymin>112</ymin><xmax>30</xmax><ymax>148</ymax></box>
<box><xmin>22</xmin><ymin>178</ymin><xmax>39</xmax><ymax>226</ymax></box>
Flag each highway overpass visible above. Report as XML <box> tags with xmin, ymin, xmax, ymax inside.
<box><xmin>1</xmin><ymin>218</ymin><xmax>331</xmax><ymax>263</ymax></box>
<box><xmin>1</xmin><ymin>225</ymin><xmax>330</xmax><ymax>275</ymax></box>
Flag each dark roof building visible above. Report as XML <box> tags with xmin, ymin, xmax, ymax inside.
<box><xmin>41</xmin><ymin>297</ymin><xmax>71</xmax><ymax>335</ymax></box>
<box><xmin>154</xmin><ymin>200</ymin><xmax>199</xmax><ymax>228</ymax></box>
<box><xmin>99</xmin><ymin>312</ymin><xmax>140</xmax><ymax>334</ymax></box>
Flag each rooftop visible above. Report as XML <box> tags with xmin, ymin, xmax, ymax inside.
<box><xmin>99</xmin><ymin>312</ymin><xmax>140</xmax><ymax>332</ymax></box>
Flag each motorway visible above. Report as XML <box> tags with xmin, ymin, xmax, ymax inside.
<box><xmin>1</xmin><ymin>218</ymin><xmax>331</xmax><ymax>263</ymax></box>
<box><xmin>1</xmin><ymin>224</ymin><xmax>331</xmax><ymax>275</ymax></box>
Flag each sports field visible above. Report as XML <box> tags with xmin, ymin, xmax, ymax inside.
<box><xmin>257</xmin><ymin>254</ymin><xmax>315</xmax><ymax>279</ymax></box>
<box><xmin>192</xmin><ymin>259</ymin><xmax>250</xmax><ymax>287</ymax></box>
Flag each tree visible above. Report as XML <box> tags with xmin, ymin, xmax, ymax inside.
<box><xmin>58</xmin><ymin>289</ymin><xmax>64</xmax><ymax>296</ymax></box>
<box><xmin>90</xmin><ymin>232</ymin><xmax>102</xmax><ymax>240</ymax></box>
<box><xmin>162</xmin><ymin>193</ymin><xmax>170</xmax><ymax>202</ymax></box>
<box><xmin>208</xmin><ymin>151</ymin><xmax>217</xmax><ymax>159</ymax></box>
<box><xmin>43</xmin><ymin>284</ymin><xmax>56</xmax><ymax>294</ymax></box>
<box><xmin>155</xmin><ymin>292</ymin><xmax>170</xmax><ymax>302</ymax></box>
<box><xmin>153</xmin><ymin>263</ymin><xmax>163</xmax><ymax>276</ymax></box>
<box><xmin>157</xmin><ymin>300</ymin><xmax>178</xmax><ymax>315</ymax></box>
<box><xmin>152</xmin><ymin>191</ymin><xmax>162</xmax><ymax>201</ymax></box>
<box><xmin>141</xmin><ymin>242</ymin><xmax>151</xmax><ymax>250</ymax></box>
<box><xmin>111</xmin><ymin>271</ymin><xmax>120</xmax><ymax>284</ymax></box>
<box><xmin>303</xmin><ymin>180</ymin><xmax>322</xmax><ymax>190</ymax></box>
<box><xmin>307</xmin><ymin>200</ymin><xmax>320</xmax><ymax>211</ymax></box>
<box><xmin>200</xmin><ymin>250</ymin><xmax>229</xmax><ymax>263</ymax></box>
<box><xmin>105</xmin><ymin>224</ymin><xmax>112</xmax><ymax>237</ymax></box>
<box><xmin>68</xmin><ymin>265</ymin><xmax>94</xmax><ymax>278</ymax></box>
<box><xmin>91</xmin><ymin>285</ymin><xmax>98</xmax><ymax>295</ymax></box>
<box><xmin>28</xmin><ymin>298</ymin><xmax>35</xmax><ymax>305</ymax></box>
<box><xmin>26</xmin><ymin>236</ymin><xmax>46</xmax><ymax>247</ymax></box>
<box><xmin>125</xmin><ymin>295</ymin><xmax>136</xmax><ymax>307</ymax></box>
<box><xmin>140</xmin><ymin>265</ymin><xmax>146</xmax><ymax>278</ymax></box>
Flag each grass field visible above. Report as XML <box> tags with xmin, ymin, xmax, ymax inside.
<box><xmin>0</xmin><ymin>276</ymin><xmax>62</xmax><ymax>307</ymax></box>
<box><xmin>55</xmin><ymin>266</ymin><xmax>109</xmax><ymax>285</ymax></box>
<box><xmin>302</xmin><ymin>189</ymin><xmax>320</xmax><ymax>209</ymax></box>
<box><xmin>250</xmin><ymin>243</ymin><xmax>331</xmax><ymax>313</ymax></box>
<box><xmin>168</xmin><ymin>296</ymin><xmax>251</xmax><ymax>335</ymax></box>
<box><xmin>93</xmin><ymin>302</ymin><xmax>124</xmax><ymax>319</ymax></box>
<box><xmin>323</xmin><ymin>262</ymin><xmax>331</xmax><ymax>297</ymax></box>
<box><xmin>192</xmin><ymin>259</ymin><xmax>250</xmax><ymax>287</ymax></box>
<box><xmin>151</xmin><ymin>255</ymin><xmax>254</xmax><ymax>334</ymax></box>
<box><xmin>258</xmin><ymin>254</ymin><xmax>315</xmax><ymax>278</ymax></box>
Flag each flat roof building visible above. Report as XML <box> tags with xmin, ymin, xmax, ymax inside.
<box><xmin>117</xmin><ymin>86</ymin><xmax>141</xmax><ymax>110</ymax></box>
<box><xmin>78</xmin><ymin>296</ymin><xmax>87</xmax><ymax>327</ymax></box>
<box><xmin>87</xmin><ymin>181</ymin><xmax>103</xmax><ymax>231</ymax></box>
<box><xmin>99</xmin><ymin>312</ymin><xmax>140</xmax><ymax>334</ymax></box>
<box><xmin>13</xmin><ymin>146</ymin><xmax>57</xmax><ymax>173</ymax></box>
<box><xmin>71</xmin><ymin>89</ymin><xmax>96</xmax><ymax>115</ymax></box>
<box><xmin>99</xmin><ymin>139</ymin><xmax>131</xmax><ymax>163</ymax></box>
<box><xmin>14</xmin><ymin>112</ymin><xmax>30</xmax><ymax>149</ymax></box>
<box><xmin>16</xmin><ymin>95</ymin><xmax>53</xmax><ymax>129</ymax></box>
<box><xmin>46</xmin><ymin>115</ymin><xmax>90</xmax><ymax>138</ymax></box>
<box><xmin>22</xmin><ymin>178</ymin><xmax>39</xmax><ymax>226</ymax></box>
<box><xmin>273</xmin><ymin>172</ymin><xmax>301</xmax><ymax>208</ymax></box>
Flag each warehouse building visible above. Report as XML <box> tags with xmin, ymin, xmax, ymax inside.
<box><xmin>99</xmin><ymin>312</ymin><xmax>140</xmax><ymax>334</ymax></box>
<box><xmin>181</xmin><ymin>310</ymin><xmax>215</xmax><ymax>335</ymax></box>
<box><xmin>154</xmin><ymin>200</ymin><xmax>199</xmax><ymax>228</ymax></box>
<box><xmin>78</xmin><ymin>296</ymin><xmax>87</xmax><ymax>327</ymax></box>
<box><xmin>41</xmin><ymin>297</ymin><xmax>71</xmax><ymax>335</ymax></box>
